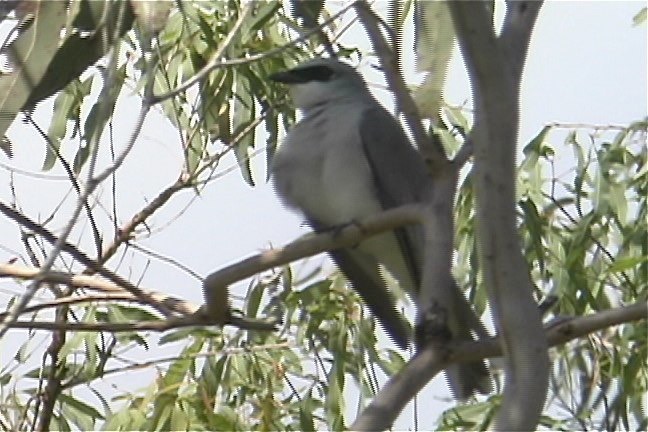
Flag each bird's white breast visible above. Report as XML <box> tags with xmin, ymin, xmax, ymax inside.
<box><xmin>271</xmin><ymin>104</ymin><xmax>382</xmax><ymax>225</ymax></box>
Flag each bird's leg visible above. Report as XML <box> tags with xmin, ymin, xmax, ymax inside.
<box><xmin>313</xmin><ymin>219</ymin><xmax>365</xmax><ymax>248</ymax></box>
<box><xmin>414</xmin><ymin>302</ymin><xmax>453</xmax><ymax>349</ymax></box>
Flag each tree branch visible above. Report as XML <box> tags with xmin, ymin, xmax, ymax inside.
<box><xmin>0</xmin><ymin>263</ymin><xmax>276</xmax><ymax>333</ymax></box>
<box><xmin>0</xmin><ymin>202</ymin><xmax>174</xmax><ymax>317</ymax></box>
<box><xmin>500</xmin><ymin>1</ymin><xmax>543</xmax><ymax>82</ymax></box>
<box><xmin>351</xmin><ymin>300</ymin><xmax>647</xmax><ymax>430</ymax></box>
<box><xmin>201</xmin><ymin>204</ymin><xmax>426</xmax><ymax>318</ymax></box>
<box><xmin>448</xmin><ymin>2</ymin><xmax>546</xmax><ymax>430</ymax></box>
<box><xmin>0</xmin><ymin>263</ymin><xmax>195</xmax><ymax>316</ymax></box>
<box><xmin>1</xmin><ymin>205</ymin><xmax>426</xmax><ymax>334</ymax></box>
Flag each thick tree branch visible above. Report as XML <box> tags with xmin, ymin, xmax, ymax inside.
<box><xmin>500</xmin><ymin>1</ymin><xmax>543</xmax><ymax>82</ymax></box>
<box><xmin>448</xmin><ymin>2</ymin><xmax>546</xmax><ymax>430</ymax></box>
<box><xmin>351</xmin><ymin>301</ymin><xmax>647</xmax><ymax>431</ymax></box>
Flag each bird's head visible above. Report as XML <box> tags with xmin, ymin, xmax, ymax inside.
<box><xmin>269</xmin><ymin>58</ymin><xmax>369</xmax><ymax>110</ymax></box>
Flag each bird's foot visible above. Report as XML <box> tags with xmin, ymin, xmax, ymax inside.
<box><xmin>316</xmin><ymin>220</ymin><xmax>364</xmax><ymax>247</ymax></box>
<box><xmin>414</xmin><ymin>304</ymin><xmax>452</xmax><ymax>350</ymax></box>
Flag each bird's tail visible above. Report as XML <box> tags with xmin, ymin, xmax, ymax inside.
<box><xmin>445</xmin><ymin>316</ymin><xmax>492</xmax><ymax>400</ymax></box>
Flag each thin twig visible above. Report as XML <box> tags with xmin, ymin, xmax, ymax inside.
<box><xmin>0</xmin><ymin>293</ymin><xmax>163</xmax><ymax>319</ymax></box>
<box><xmin>127</xmin><ymin>243</ymin><xmax>203</xmax><ymax>281</ymax></box>
<box><xmin>0</xmin><ymin>202</ymin><xmax>173</xmax><ymax>317</ymax></box>
<box><xmin>7</xmin><ymin>311</ymin><xmax>278</xmax><ymax>332</ymax></box>
<box><xmin>0</xmin><ymin>44</ymin><xmax>129</xmax><ymax>338</ymax></box>
<box><xmin>0</xmin><ymin>263</ymin><xmax>198</xmax><ymax>316</ymax></box>
<box><xmin>24</xmin><ymin>114</ymin><xmax>103</xmax><ymax>259</ymax></box>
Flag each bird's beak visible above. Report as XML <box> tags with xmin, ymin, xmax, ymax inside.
<box><xmin>269</xmin><ymin>70</ymin><xmax>308</xmax><ymax>84</ymax></box>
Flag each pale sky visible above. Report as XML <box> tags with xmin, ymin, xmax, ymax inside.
<box><xmin>0</xmin><ymin>1</ymin><xmax>646</xmax><ymax>430</ymax></box>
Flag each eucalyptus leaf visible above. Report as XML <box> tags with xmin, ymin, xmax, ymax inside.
<box><xmin>413</xmin><ymin>0</ymin><xmax>455</xmax><ymax>121</ymax></box>
<box><xmin>232</xmin><ymin>71</ymin><xmax>256</xmax><ymax>186</ymax></box>
<box><xmin>0</xmin><ymin>1</ymin><xmax>73</xmax><ymax>139</ymax></box>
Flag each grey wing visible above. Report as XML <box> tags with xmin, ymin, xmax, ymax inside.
<box><xmin>359</xmin><ymin>109</ymin><xmax>492</xmax><ymax>396</ymax></box>
<box><xmin>306</xmin><ymin>218</ymin><xmax>411</xmax><ymax>349</ymax></box>
<box><xmin>358</xmin><ymin>107</ymin><xmax>432</xmax><ymax>292</ymax></box>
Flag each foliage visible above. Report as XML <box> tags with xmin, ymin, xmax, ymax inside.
<box><xmin>0</xmin><ymin>1</ymin><xmax>645</xmax><ymax>431</ymax></box>
<box><xmin>449</xmin><ymin>116</ymin><xmax>647</xmax><ymax>430</ymax></box>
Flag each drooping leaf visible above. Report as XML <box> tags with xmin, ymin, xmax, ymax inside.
<box><xmin>42</xmin><ymin>75</ymin><xmax>94</xmax><ymax>170</ymax></box>
<box><xmin>413</xmin><ymin>0</ymin><xmax>455</xmax><ymax>121</ymax></box>
<box><xmin>58</xmin><ymin>393</ymin><xmax>104</xmax><ymax>431</ymax></box>
<box><xmin>632</xmin><ymin>7</ymin><xmax>647</xmax><ymax>26</ymax></box>
<box><xmin>232</xmin><ymin>70</ymin><xmax>256</xmax><ymax>186</ymax></box>
<box><xmin>24</xmin><ymin>0</ymin><xmax>134</xmax><ymax>108</ymax></box>
<box><xmin>0</xmin><ymin>1</ymin><xmax>73</xmax><ymax>140</ymax></box>
<box><xmin>520</xmin><ymin>198</ymin><xmax>546</xmax><ymax>275</ymax></box>
<box><xmin>74</xmin><ymin>64</ymin><xmax>127</xmax><ymax>173</ymax></box>
<box><xmin>299</xmin><ymin>393</ymin><xmax>317</xmax><ymax>431</ymax></box>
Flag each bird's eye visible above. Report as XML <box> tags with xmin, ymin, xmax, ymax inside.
<box><xmin>297</xmin><ymin>65</ymin><xmax>334</xmax><ymax>82</ymax></box>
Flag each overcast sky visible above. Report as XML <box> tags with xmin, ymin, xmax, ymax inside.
<box><xmin>1</xmin><ymin>1</ymin><xmax>646</xmax><ymax>429</ymax></box>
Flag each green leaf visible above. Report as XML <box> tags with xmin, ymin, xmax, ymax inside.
<box><xmin>169</xmin><ymin>404</ymin><xmax>190</xmax><ymax>431</ymax></box>
<box><xmin>43</xmin><ymin>75</ymin><xmax>94</xmax><ymax>170</ymax></box>
<box><xmin>249</xmin><ymin>2</ymin><xmax>281</xmax><ymax>32</ymax></box>
<box><xmin>522</xmin><ymin>125</ymin><xmax>552</xmax><ymax>157</ymax></box>
<box><xmin>51</xmin><ymin>413</ymin><xmax>72</xmax><ymax>432</ymax></box>
<box><xmin>443</xmin><ymin>104</ymin><xmax>470</xmax><ymax>133</ymax></box>
<box><xmin>0</xmin><ymin>1</ymin><xmax>73</xmax><ymax>139</ymax></box>
<box><xmin>200</xmin><ymin>68</ymin><xmax>233</xmax><ymax>153</ymax></box>
<box><xmin>58</xmin><ymin>392</ymin><xmax>104</xmax><ymax>422</ymax></box>
<box><xmin>199</xmin><ymin>354</ymin><xmax>226</xmax><ymax>406</ymax></box>
<box><xmin>607</xmin><ymin>255</ymin><xmax>648</xmax><ymax>273</ymax></box>
<box><xmin>520</xmin><ymin>198</ymin><xmax>546</xmax><ymax>274</ymax></box>
<box><xmin>75</xmin><ymin>64</ymin><xmax>127</xmax><ymax>173</ymax></box>
<box><xmin>159</xmin><ymin>338</ymin><xmax>203</xmax><ymax>392</ymax></box>
<box><xmin>159</xmin><ymin>327</ymin><xmax>220</xmax><ymax>345</ymax></box>
<box><xmin>246</xmin><ymin>281</ymin><xmax>266</xmax><ymax>319</ymax></box>
<box><xmin>204</xmin><ymin>407</ymin><xmax>240</xmax><ymax>430</ymax></box>
<box><xmin>440</xmin><ymin>398</ymin><xmax>498</xmax><ymax>429</ymax></box>
<box><xmin>25</xmin><ymin>0</ymin><xmax>134</xmax><ymax>108</ymax></box>
<box><xmin>108</xmin><ymin>303</ymin><xmax>160</xmax><ymax>322</ymax></box>
<box><xmin>325</xmin><ymin>362</ymin><xmax>345</xmax><ymax>430</ymax></box>
<box><xmin>232</xmin><ymin>70</ymin><xmax>256</xmax><ymax>186</ymax></box>
<box><xmin>150</xmin><ymin>338</ymin><xmax>204</xmax><ymax>430</ymax></box>
<box><xmin>632</xmin><ymin>7</ymin><xmax>647</xmax><ymax>26</ymax></box>
<box><xmin>377</xmin><ymin>349</ymin><xmax>406</xmax><ymax>376</ymax></box>
<box><xmin>149</xmin><ymin>398</ymin><xmax>173</xmax><ymax>432</ymax></box>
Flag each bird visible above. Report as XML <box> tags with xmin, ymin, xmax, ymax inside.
<box><xmin>269</xmin><ymin>58</ymin><xmax>491</xmax><ymax>399</ymax></box>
